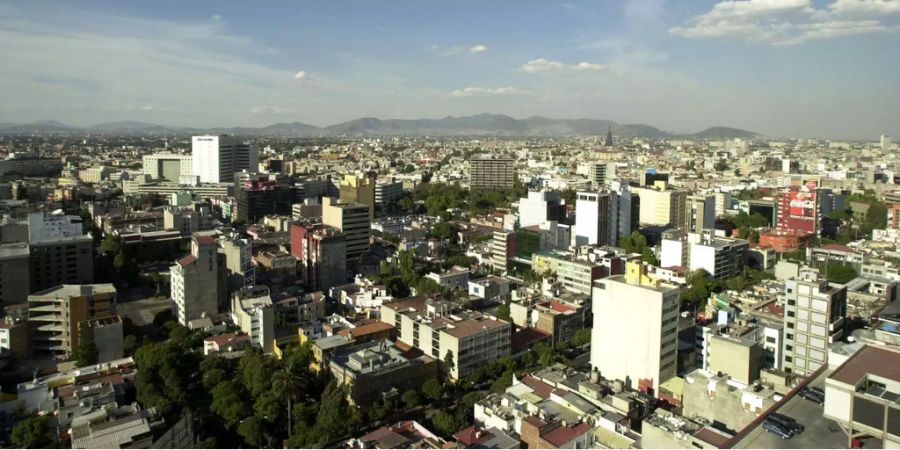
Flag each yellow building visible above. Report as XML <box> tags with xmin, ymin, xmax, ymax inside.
<box><xmin>339</xmin><ymin>173</ymin><xmax>376</xmax><ymax>220</ymax></box>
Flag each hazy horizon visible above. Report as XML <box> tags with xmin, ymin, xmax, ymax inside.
<box><xmin>1</xmin><ymin>1</ymin><xmax>898</xmax><ymax>140</ymax></box>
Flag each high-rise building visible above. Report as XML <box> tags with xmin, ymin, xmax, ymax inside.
<box><xmin>776</xmin><ymin>184</ymin><xmax>821</xmax><ymax>236</ymax></box>
<box><xmin>27</xmin><ymin>212</ymin><xmax>93</xmax><ymax>293</ymax></box>
<box><xmin>219</xmin><ymin>236</ymin><xmax>254</xmax><ymax>292</ymax></box>
<box><xmin>0</xmin><ymin>242</ymin><xmax>30</xmax><ymax>307</ymax></box>
<box><xmin>142</xmin><ymin>153</ymin><xmax>193</xmax><ymax>182</ymax></box>
<box><xmin>518</xmin><ymin>190</ymin><xmax>566</xmax><ymax>228</ymax></box>
<box><xmin>782</xmin><ymin>268</ymin><xmax>847</xmax><ymax>376</ymax></box>
<box><xmin>592</xmin><ymin>162</ymin><xmax>617</xmax><ymax>187</ymax></box>
<box><xmin>230</xmin><ymin>285</ymin><xmax>275</xmax><ymax>353</ymax></box>
<box><xmin>340</xmin><ymin>173</ymin><xmax>376</xmax><ymax>220</ymax></box>
<box><xmin>470</xmin><ymin>157</ymin><xmax>514</xmax><ymax>190</ymax></box>
<box><xmin>233</xmin><ymin>172</ymin><xmax>296</xmax><ymax>222</ymax></box>
<box><xmin>683</xmin><ymin>195</ymin><xmax>716</xmax><ymax>234</ymax></box>
<box><xmin>591</xmin><ymin>261</ymin><xmax>679</xmax><ymax>392</ymax></box>
<box><xmin>375</xmin><ymin>179</ymin><xmax>404</xmax><ymax>208</ymax></box>
<box><xmin>610</xmin><ymin>181</ymin><xmax>637</xmax><ymax>245</ymax></box>
<box><xmin>574</xmin><ymin>191</ymin><xmax>611</xmax><ymax>246</ymax></box>
<box><xmin>171</xmin><ymin>235</ymin><xmax>220</xmax><ymax>325</ymax></box>
<box><xmin>291</xmin><ymin>222</ymin><xmax>347</xmax><ymax>291</ymax></box>
<box><xmin>633</xmin><ymin>184</ymin><xmax>687</xmax><ymax>227</ymax></box>
<box><xmin>882</xmin><ymin>134</ymin><xmax>893</xmax><ymax>152</ymax></box>
<box><xmin>322</xmin><ymin>197</ymin><xmax>371</xmax><ymax>264</ymax></box>
<box><xmin>491</xmin><ymin>230</ymin><xmax>515</xmax><ymax>273</ymax></box>
<box><xmin>191</xmin><ymin>135</ymin><xmax>258</xmax><ymax>184</ymax></box>
<box><xmin>28</xmin><ymin>284</ymin><xmax>116</xmax><ymax>359</ymax></box>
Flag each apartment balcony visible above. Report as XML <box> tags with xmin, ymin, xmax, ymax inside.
<box><xmin>36</xmin><ymin>323</ymin><xmax>65</xmax><ymax>332</ymax></box>
<box><xmin>29</xmin><ymin>304</ymin><xmax>62</xmax><ymax>313</ymax></box>
<box><xmin>29</xmin><ymin>313</ymin><xmax>64</xmax><ymax>322</ymax></box>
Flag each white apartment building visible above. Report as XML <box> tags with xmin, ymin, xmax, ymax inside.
<box><xmin>518</xmin><ymin>190</ymin><xmax>564</xmax><ymax>228</ymax></box>
<box><xmin>574</xmin><ymin>191</ymin><xmax>610</xmax><ymax>246</ymax></box>
<box><xmin>191</xmin><ymin>135</ymin><xmax>258</xmax><ymax>184</ymax></box>
<box><xmin>782</xmin><ymin>268</ymin><xmax>847</xmax><ymax>376</ymax></box>
<box><xmin>380</xmin><ymin>298</ymin><xmax>510</xmax><ymax>380</ymax></box>
<box><xmin>171</xmin><ymin>235</ymin><xmax>220</xmax><ymax>325</ymax></box>
<box><xmin>683</xmin><ymin>195</ymin><xmax>716</xmax><ymax>234</ymax></box>
<box><xmin>633</xmin><ymin>184</ymin><xmax>687</xmax><ymax>227</ymax></box>
<box><xmin>230</xmin><ymin>285</ymin><xmax>274</xmax><ymax>353</ymax></box>
<box><xmin>591</xmin><ymin>261</ymin><xmax>680</xmax><ymax>392</ymax></box>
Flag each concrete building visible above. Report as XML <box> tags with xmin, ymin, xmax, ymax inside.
<box><xmin>518</xmin><ymin>190</ymin><xmax>565</xmax><ymax>228</ymax></box>
<box><xmin>591</xmin><ymin>261</ymin><xmax>679</xmax><ymax>392</ymax></box>
<box><xmin>882</xmin><ymin>134</ymin><xmax>893</xmax><ymax>152</ymax></box>
<box><xmin>0</xmin><ymin>153</ymin><xmax>62</xmax><ymax>178</ymax></box>
<box><xmin>234</xmin><ymin>172</ymin><xmax>295</xmax><ymax>222</ymax></box>
<box><xmin>142</xmin><ymin>153</ymin><xmax>193</xmax><ymax>182</ymax></box>
<box><xmin>375</xmin><ymin>179</ymin><xmax>404</xmax><ymax>208</ymax></box>
<box><xmin>425</xmin><ymin>266</ymin><xmax>470</xmax><ymax>291</ymax></box>
<box><xmin>191</xmin><ymin>135</ymin><xmax>258</xmax><ymax>183</ymax></box>
<box><xmin>683</xmin><ymin>195</ymin><xmax>716</xmax><ymax>234</ymax></box>
<box><xmin>27</xmin><ymin>211</ymin><xmax>94</xmax><ymax>293</ymax></box>
<box><xmin>609</xmin><ymin>181</ymin><xmax>638</xmax><ymax>246</ymax></box>
<box><xmin>323</xmin><ymin>197</ymin><xmax>370</xmax><ymax>263</ymax></box>
<box><xmin>328</xmin><ymin>339</ymin><xmax>438</xmax><ymax>405</ymax></box>
<box><xmin>291</xmin><ymin>222</ymin><xmax>347</xmax><ymax>291</ymax></box>
<box><xmin>689</xmin><ymin>231</ymin><xmax>749</xmax><ymax>280</ymax></box>
<box><xmin>574</xmin><ymin>191</ymin><xmax>611</xmax><ymax>246</ymax></box>
<box><xmin>0</xmin><ymin>242</ymin><xmax>29</xmax><ymax>306</ymax></box>
<box><xmin>509</xmin><ymin>294</ymin><xmax>589</xmax><ymax>345</ymax></box>
<box><xmin>633</xmin><ymin>183</ymin><xmax>687</xmax><ymax>227</ymax></box>
<box><xmin>471</xmin><ymin>157</ymin><xmax>514</xmax><ymax>190</ymax></box>
<box><xmin>340</xmin><ymin>173</ymin><xmax>376</xmax><ymax>220</ymax></box>
<box><xmin>171</xmin><ymin>235</ymin><xmax>220</xmax><ymax>325</ymax></box>
<box><xmin>78</xmin><ymin>166</ymin><xmax>109</xmax><ymax>184</ymax></box>
<box><xmin>782</xmin><ymin>268</ymin><xmax>847</xmax><ymax>376</ymax></box>
<box><xmin>219</xmin><ymin>236</ymin><xmax>255</xmax><ymax>291</ymax></box>
<box><xmin>380</xmin><ymin>297</ymin><xmax>511</xmax><ymax>379</ymax></box>
<box><xmin>28</xmin><ymin>284</ymin><xmax>116</xmax><ymax>359</ymax></box>
<box><xmin>491</xmin><ymin>230</ymin><xmax>514</xmax><ymax>273</ymax></box>
<box><xmin>0</xmin><ymin>315</ymin><xmax>29</xmax><ymax>357</ymax></box>
<box><xmin>824</xmin><ymin>345</ymin><xmax>900</xmax><ymax>448</ymax></box>
<box><xmin>163</xmin><ymin>205</ymin><xmax>214</xmax><ymax>236</ymax></box>
<box><xmin>230</xmin><ymin>285</ymin><xmax>275</xmax><ymax>353</ymax></box>
<box><xmin>85</xmin><ymin>315</ymin><xmax>124</xmax><ymax>363</ymax></box>
<box><xmin>592</xmin><ymin>162</ymin><xmax>617</xmax><ymax>187</ymax></box>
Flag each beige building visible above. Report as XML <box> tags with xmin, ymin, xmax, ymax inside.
<box><xmin>470</xmin><ymin>157</ymin><xmax>514</xmax><ymax>190</ymax></box>
<box><xmin>682</xmin><ymin>195</ymin><xmax>716</xmax><ymax>234</ymax></box>
<box><xmin>380</xmin><ymin>297</ymin><xmax>511</xmax><ymax>380</ymax></box>
<box><xmin>782</xmin><ymin>268</ymin><xmax>847</xmax><ymax>376</ymax></box>
<box><xmin>323</xmin><ymin>197</ymin><xmax>371</xmax><ymax>262</ymax></box>
<box><xmin>633</xmin><ymin>182</ymin><xmax>687</xmax><ymax>227</ymax></box>
<box><xmin>230</xmin><ymin>285</ymin><xmax>275</xmax><ymax>353</ymax></box>
<box><xmin>339</xmin><ymin>173</ymin><xmax>376</xmax><ymax>220</ymax></box>
<box><xmin>28</xmin><ymin>284</ymin><xmax>116</xmax><ymax>359</ymax></box>
<box><xmin>591</xmin><ymin>261</ymin><xmax>680</xmax><ymax>392</ymax></box>
<box><xmin>707</xmin><ymin>334</ymin><xmax>764</xmax><ymax>385</ymax></box>
<box><xmin>171</xmin><ymin>235</ymin><xmax>220</xmax><ymax>326</ymax></box>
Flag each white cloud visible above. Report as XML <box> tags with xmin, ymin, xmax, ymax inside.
<box><xmin>670</xmin><ymin>0</ymin><xmax>897</xmax><ymax>45</ymax></box>
<box><xmin>624</xmin><ymin>0</ymin><xmax>667</xmax><ymax>20</ymax></box>
<box><xmin>469</xmin><ymin>44</ymin><xmax>488</xmax><ymax>53</ymax></box>
<box><xmin>521</xmin><ymin>58</ymin><xmax>606</xmax><ymax>73</ymax></box>
<box><xmin>450</xmin><ymin>86</ymin><xmax>533</xmax><ymax>97</ymax></box>
<box><xmin>294</xmin><ymin>70</ymin><xmax>307</xmax><ymax>81</ymax></box>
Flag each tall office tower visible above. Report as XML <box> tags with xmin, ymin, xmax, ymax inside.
<box><xmin>171</xmin><ymin>235</ymin><xmax>220</xmax><ymax>325</ymax></box>
<box><xmin>219</xmin><ymin>236</ymin><xmax>254</xmax><ymax>293</ymax></box>
<box><xmin>714</xmin><ymin>191</ymin><xmax>731</xmax><ymax>217</ymax></box>
<box><xmin>291</xmin><ymin>223</ymin><xmax>347</xmax><ymax>291</ymax></box>
<box><xmin>27</xmin><ymin>211</ymin><xmax>94</xmax><ymax>293</ymax></box>
<box><xmin>604</xmin><ymin>125</ymin><xmax>614</xmax><ymax>147</ymax></box>
<box><xmin>339</xmin><ymin>173</ymin><xmax>376</xmax><ymax>220</ymax></box>
<box><xmin>610</xmin><ymin>181</ymin><xmax>637</xmax><ymax>245</ymax></box>
<box><xmin>142</xmin><ymin>153</ymin><xmax>193</xmax><ymax>182</ymax></box>
<box><xmin>518</xmin><ymin>190</ymin><xmax>566</xmax><ymax>228</ymax></box>
<box><xmin>233</xmin><ymin>172</ymin><xmax>296</xmax><ymax>222</ymax></box>
<box><xmin>322</xmin><ymin>197</ymin><xmax>371</xmax><ymax>264</ymax></box>
<box><xmin>574</xmin><ymin>192</ymin><xmax>611</xmax><ymax>246</ymax></box>
<box><xmin>592</xmin><ymin>162</ymin><xmax>617</xmax><ymax>187</ymax></box>
<box><xmin>470</xmin><ymin>157</ymin><xmax>514</xmax><ymax>189</ymax></box>
<box><xmin>776</xmin><ymin>184</ymin><xmax>821</xmax><ymax>236</ymax></box>
<box><xmin>375</xmin><ymin>179</ymin><xmax>404</xmax><ymax>208</ymax></box>
<box><xmin>191</xmin><ymin>135</ymin><xmax>258</xmax><ymax>184</ymax></box>
<box><xmin>591</xmin><ymin>261</ymin><xmax>680</xmax><ymax>392</ymax></box>
<box><xmin>782</xmin><ymin>268</ymin><xmax>847</xmax><ymax>376</ymax></box>
<box><xmin>882</xmin><ymin>135</ymin><xmax>893</xmax><ymax>152</ymax></box>
<box><xmin>491</xmin><ymin>230</ymin><xmax>515</xmax><ymax>273</ymax></box>
<box><xmin>683</xmin><ymin>195</ymin><xmax>716</xmax><ymax>233</ymax></box>
<box><xmin>633</xmin><ymin>183</ymin><xmax>687</xmax><ymax>227</ymax></box>
<box><xmin>28</xmin><ymin>284</ymin><xmax>116</xmax><ymax>359</ymax></box>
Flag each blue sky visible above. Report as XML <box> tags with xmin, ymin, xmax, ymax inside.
<box><xmin>0</xmin><ymin>0</ymin><xmax>898</xmax><ymax>139</ymax></box>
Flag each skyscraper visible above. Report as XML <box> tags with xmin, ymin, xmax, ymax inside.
<box><xmin>470</xmin><ymin>157</ymin><xmax>514</xmax><ymax>190</ymax></box>
<box><xmin>591</xmin><ymin>261</ymin><xmax>679</xmax><ymax>392</ymax></box>
<box><xmin>605</xmin><ymin>125</ymin><xmax>614</xmax><ymax>147</ymax></box>
<box><xmin>340</xmin><ymin>173</ymin><xmax>376</xmax><ymax>220</ymax></box>
<box><xmin>574</xmin><ymin>191</ymin><xmax>611</xmax><ymax>246</ymax></box>
<box><xmin>782</xmin><ymin>268</ymin><xmax>847</xmax><ymax>376</ymax></box>
<box><xmin>171</xmin><ymin>235</ymin><xmax>220</xmax><ymax>325</ymax></box>
<box><xmin>322</xmin><ymin>197</ymin><xmax>371</xmax><ymax>265</ymax></box>
<box><xmin>882</xmin><ymin>135</ymin><xmax>892</xmax><ymax>152</ymax></box>
<box><xmin>518</xmin><ymin>190</ymin><xmax>566</xmax><ymax>228</ymax></box>
<box><xmin>191</xmin><ymin>135</ymin><xmax>259</xmax><ymax>184</ymax></box>
<box><xmin>683</xmin><ymin>195</ymin><xmax>716</xmax><ymax>234</ymax></box>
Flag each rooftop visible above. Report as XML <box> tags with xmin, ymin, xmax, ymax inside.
<box><xmin>830</xmin><ymin>345</ymin><xmax>900</xmax><ymax>385</ymax></box>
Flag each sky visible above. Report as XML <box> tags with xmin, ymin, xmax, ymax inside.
<box><xmin>0</xmin><ymin>0</ymin><xmax>898</xmax><ymax>139</ymax></box>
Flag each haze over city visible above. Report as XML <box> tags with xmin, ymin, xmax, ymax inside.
<box><xmin>1</xmin><ymin>0</ymin><xmax>899</xmax><ymax>139</ymax></box>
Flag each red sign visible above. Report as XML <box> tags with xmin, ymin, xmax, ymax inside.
<box><xmin>788</xmin><ymin>190</ymin><xmax>816</xmax><ymax>219</ymax></box>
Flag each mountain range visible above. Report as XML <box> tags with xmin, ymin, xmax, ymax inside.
<box><xmin>0</xmin><ymin>114</ymin><xmax>760</xmax><ymax>139</ymax></box>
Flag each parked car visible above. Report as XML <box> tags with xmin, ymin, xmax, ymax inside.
<box><xmin>799</xmin><ymin>386</ymin><xmax>825</xmax><ymax>404</ymax></box>
<box><xmin>763</xmin><ymin>420</ymin><xmax>794</xmax><ymax>439</ymax></box>
<box><xmin>767</xmin><ymin>413</ymin><xmax>804</xmax><ymax>434</ymax></box>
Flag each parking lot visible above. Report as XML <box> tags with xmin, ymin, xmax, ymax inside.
<box><xmin>116</xmin><ymin>287</ymin><xmax>173</xmax><ymax>326</ymax></box>
<box><xmin>735</xmin><ymin>371</ymin><xmax>882</xmax><ymax>449</ymax></box>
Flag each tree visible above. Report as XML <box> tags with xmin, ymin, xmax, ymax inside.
<box><xmin>402</xmin><ymin>389</ymin><xmax>422</xmax><ymax>408</ymax></box>
<box><xmin>210</xmin><ymin>381</ymin><xmax>249</xmax><ymax>428</ymax></box>
<box><xmin>443</xmin><ymin>350</ymin><xmax>456</xmax><ymax>374</ymax></box>
<box><xmin>11</xmin><ymin>415</ymin><xmax>53</xmax><ymax>448</ymax></box>
<box><xmin>422</xmin><ymin>378</ymin><xmax>443</xmax><ymax>402</ymax></box>
<box><xmin>237</xmin><ymin>416</ymin><xmax>265</xmax><ymax>447</ymax></box>
<box><xmin>431</xmin><ymin>410</ymin><xmax>466</xmax><ymax>437</ymax></box>
<box><xmin>415</xmin><ymin>278</ymin><xmax>441</xmax><ymax>295</ymax></box>
<box><xmin>385</xmin><ymin>276</ymin><xmax>411</xmax><ymax>298</ymax></box>
<box><xmin>495</xmin><ymin>304</ymin><xmax>511</xmax><ymax>322</ymax></box>
<box><xmin>825</xmin><ymin>262</ymin><xmax>858</xmax><ymax>284</ymax></box>
<box><xmin>74</xmin><ymin>324</ymin><xmax>99</xmax><ymax>367</ymax></box>
<box><xmin>272</xmin><ymin>354</ymin><xmax>312</xmax><ymax>439</ymax></box>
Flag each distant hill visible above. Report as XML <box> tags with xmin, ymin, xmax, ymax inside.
<box><xmin>686</xmin><ymin>126</ymin><xmax>759</xmax><ymax>139</ymax></box>
<box><xmin>0</xmin><ymin>115</ymin><xmax>759</xmax><ymax>138</ymax></box>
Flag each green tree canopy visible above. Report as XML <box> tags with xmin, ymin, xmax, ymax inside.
<box><xmin>11</xmin><ymin>415</ymin><xmax>53</xmax><ymax>448</ymax></box>
<box><xmin>74</xmin><ymin>324</ymin><xmax>99</xmax><ymax>367</ymax></box>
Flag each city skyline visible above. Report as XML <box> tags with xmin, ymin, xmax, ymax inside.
<box><xmin>1</xmin><ymin>1</ymin><xmax>898</xmax><ymax>139</ymax></box>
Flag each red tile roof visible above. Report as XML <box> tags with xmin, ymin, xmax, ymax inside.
<box><xmin>821</xmin><ymin>243</ymin><xmax>861</xmax><ymax>254</ymax></box>
<box><xmin>176</xmin><ymin>255</ymin><xmax>198</xmax><ymax>266</ymax></box>
<box><xmin>543</xmin><ymin>422</ymin><xmax>591</xmax><ymax>447</ymax></box>
<box><xmin>194</xmin><ymin>235</ymin><xmax>216</xmax><ymax>245</ymax></box>
<box><xmin>548</xmin><ymin>301</ymin><xmax>575</xmax><ymax>314</ymax></box>
<box><xmin>520</xmin><ymin>375</ymin><xmax>560</xmax><ymax>400</ymax></box>
<box><xmin>453</xmin><ymin>426</ymin><xmax>491</xmax><ymax>446</ymax></box>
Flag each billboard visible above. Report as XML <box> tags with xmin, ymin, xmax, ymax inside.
<box><xmin>788</xmin><ymin>190</ymin><xmax>816</xmax><ymax>219</ymax></box>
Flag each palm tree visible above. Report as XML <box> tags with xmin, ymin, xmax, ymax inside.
<box><xmin>272</xmin><ymin>358</ymin><xmax>310</xmax><ymax>439</ymax></box>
